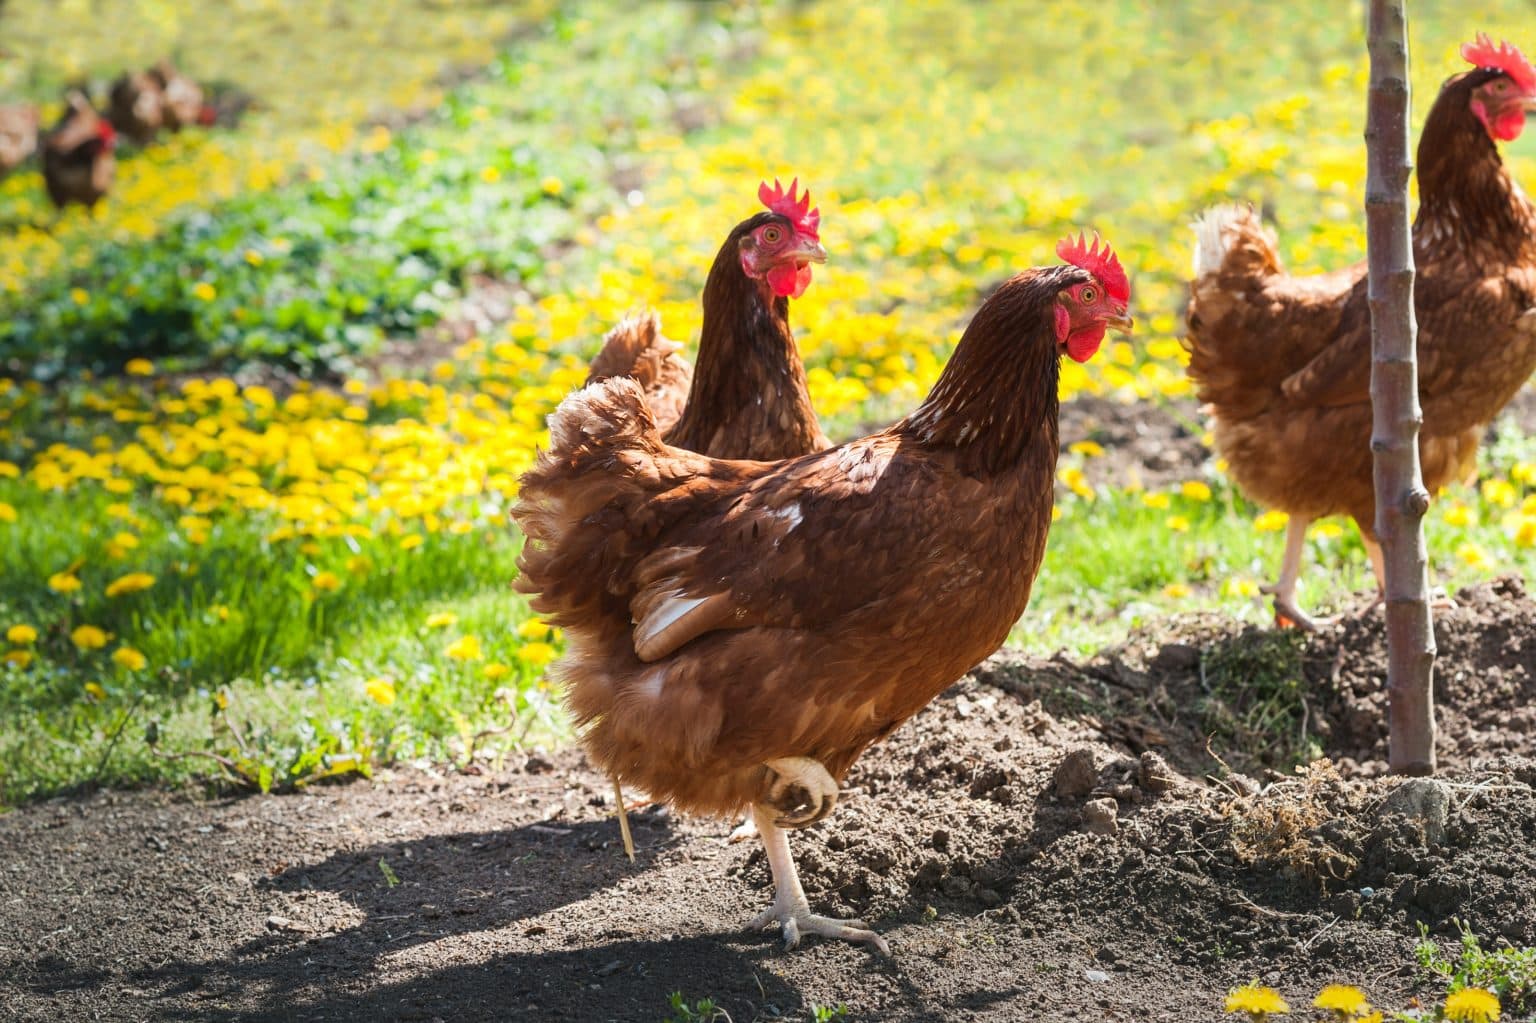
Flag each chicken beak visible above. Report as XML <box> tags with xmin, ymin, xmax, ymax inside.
<box><xmin>791</xmin><ymin>236</ymin><xmax>828</xmax><ymax>265</ymax></box>
<box><xmin>1105</xmin><ymin>312</ymin><xmax>1134</xmax><ymax>334</ymax></box>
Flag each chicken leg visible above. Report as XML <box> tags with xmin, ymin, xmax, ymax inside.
<box><xmin>746</xmin><ymin>803</ymin><xmax>891</xmax><ymax>955</ymax></box>
<box><xmin>1262</xmin><ymin>516</ymin><xmax>1340</xmax><ymax>631</ymax></box>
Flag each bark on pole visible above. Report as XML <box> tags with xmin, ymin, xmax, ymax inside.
<box><xmin>1365</xmin><ymin>0</ymin><xmax>1436</xmax><ymax>775</ymax></box>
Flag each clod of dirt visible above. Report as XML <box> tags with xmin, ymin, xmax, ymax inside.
<box><xmin>1055</xmin><ymin>748</ymin><xmax>1100</xmax><ymax>798</ymax></box>
<box><xmin>1138</xmin><ymin>751</ymin><xmax>1182</xmax><ymax>794</ymax></box>
<box><xmin>1374</xmin><ymin>777</ymin><xmax>1452</xmax><ymax>846</ymax></box>
<box><xmin>1083</xmin><ymin>797</ymin><xmax>1119</xmax><ymax>835</ymax></box>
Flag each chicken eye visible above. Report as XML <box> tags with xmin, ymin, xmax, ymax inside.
<box><xmin>761</xmin><ymin>226</ymin><xmax>784</xmax><ymax>245</ymax></box>
<box><xmin>1079</xmin><ymin>286</ymin><xmax>1097</xmax><ymax>304</ymax></box>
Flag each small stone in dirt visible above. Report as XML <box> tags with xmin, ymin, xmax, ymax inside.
<box><xmin>265</xmin><ymin>915</ymin><xmax>312</xmax><ymax>934</ymax></box>
<box><xmin>931</xmin><ymin>829</ymin><xmax>950</xmax><ymax>852</ymax></box>
<box><xmin>1054</xmin><ymin>749</ymin><xmax>1099</xmax><ymax>799</ymax></box>
<box><xmin>1138</xmin><ymin>751</ymin><xmax>1181</xmax><ymax>794</ymax></box>
<box><xmin>1375</xmin><ymin>778</ymin><xmax>1452</xmax><ymax>846</ymax></box>
<box><xmin>1084</xmin><ymin>969</ymin><xmax>1111</xmax><ymax>983</ymax></box>
<box><xmin>1083</xmin><ymin>798</ymin><xmax>1118</xmax><ymax>836</ymax></box>
<box><xmin>524</xmin><ymin>754</ymin><xmax>554</xmax><ymax>774</ymax></box>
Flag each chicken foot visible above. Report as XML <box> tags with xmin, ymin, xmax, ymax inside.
<box><xmin>729</xmin><ymin>755</ymin><xmax>836</xmax><ymax>844</ymax></box>
<box><xmin>1261</xmin><ymin>516</ymin><xmax>1341</xmax><ymax>631</ymax></box>
<box><xmin>763</xmin><ymin>756</ymin><xmax>838</xmax><ymax>828</ymax></box>
<box><xmin>746</xmin><ymin>804</ymin><xmax>891</xmax><ymax>955</ymax></box>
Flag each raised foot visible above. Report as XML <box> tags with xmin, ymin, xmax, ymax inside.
<box><xmin>747</xmin><ymin>897</ymin><xmax>890</xmax><ymax>956</ymax></box>
<box><xmin>727</xmin><ymin>815</ymin><xmax>757</xmax><ymax>843</ymax></box>
<box><xmin>1265</xmin><ymin>590</ymin><xmax>1339</xmax><ymax>632</ymax></box>
<box><xmin>763</xmin><ymin>756</ymin><xmax>838</xmax><ymax>829</ymax></box>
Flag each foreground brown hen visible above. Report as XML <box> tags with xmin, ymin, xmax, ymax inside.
<box><xmin>1186</xmin><ymin>34</ymin><xmax>1536</xmax><ymax>629</ymax></box>
<box><xmin>515</xmin><ymin>234</ymin><xmax>1131</xmax><ymax>953</ymax></box>
<box><xmin>586</xmin><ymin>179</ymin><xmax>829</xmax><ymax>460</ymax></box>
<box><xmin>41</xmin><ymin>92</ymin><xmax>116</xmax><ymax>210</ymax></box>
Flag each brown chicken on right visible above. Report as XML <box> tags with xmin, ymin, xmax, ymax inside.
<box><xmin>1185</xmin><ymin>34</ymin><xmax>1536</xmax><ymax>629</ymax></box>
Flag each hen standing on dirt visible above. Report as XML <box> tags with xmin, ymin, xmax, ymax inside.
<box><xmin>42</xmin><ymin>92</ymin><xmax>117</xmax><ymax>210</ymax></box>
<box><xmin>586</xmin><ymin>178</ymin><xmax>830</xmax><ymax>459</ymax></box>
<box><xmin>1185</xmin><ymin>35</ymin><xmax>1536</xmax><ymax>629</ymax></box>
<box><xmin>515</xmin><ymin>234</ymin><xmax>1131</xmax><ymax>953</ymax></box>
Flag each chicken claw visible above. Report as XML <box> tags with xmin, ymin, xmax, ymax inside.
<box><xmin>763</xmin><ymin>756</ymin><xmax>838</xmax><ymax>828</ymax></box>
<box><xmin>747</xmin><ymin>805</ymin><xmax>891</xmax><ymax>956</ymax></box>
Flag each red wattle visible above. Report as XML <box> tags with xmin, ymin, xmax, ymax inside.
<box><xmin>766</xmin><ymin>262</ymin><xmax>812</xmax><ymax>298</ymax></box>
<box><xmin>1066</xmin><ymin>325</ymin><xmax>1105</xmax><ymax>363</ymax></box>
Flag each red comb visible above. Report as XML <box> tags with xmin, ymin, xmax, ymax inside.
<box><xmin>758</xmin><ymin>177</ymin><xmax>820</xmax><ymax>241</ymax></box>
<box><xmin>1462</xmin><ymin>33</ymin><xmax>1536</xmax><ymax>94</ymax></box>
<box><xmin>1056</xmin><ymin>231</ymin><xmax>1129</xmax><ymax>303</ymax></box>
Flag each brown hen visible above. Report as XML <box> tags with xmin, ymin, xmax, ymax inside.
<box><xmin>1186</xmin><ymin>34</ymin><xmax>1536</xmax><ymax>629</ymax></box>
<box><xmin>585</xmin><ymin>179</ymin><xmax>829</xmax><ymax>460</ymax></box>
<box><xmin>515</xmin><ymin>234</ymin><xmax>1131</xmax><ymax>953</ymax></box>
<box><xmin>41</xmin><ymin>92</ymin><xmax>116</xmax><ymax>210</ymax></box>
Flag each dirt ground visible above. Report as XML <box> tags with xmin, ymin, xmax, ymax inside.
<box><xmin>3</xmin><ymin>576</ymin><xmax>1535</xmax><ymax>1023</ymax></box>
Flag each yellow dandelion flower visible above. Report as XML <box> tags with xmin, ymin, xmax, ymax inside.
<box><xmin>1142</xmin><ymin>492</ymin><xmax>1171</xmax><ymax>510</ymax></box>
<box><xmin>518</xmin><ymin>641</ymin><xmax>557</xmax><ymax>667</ymax></box>
<box><xmin>192</xmin><ymin>281</ymin><xmax>217</xmax><ymax>302</ymax></box>
<box><xmin>1313</xmin><ymin>985</ymin><xmax>1368</xmax><ymax>1018</ymax></box>
<box><xmin>1444</xmin><ymin>503</ymin><xmax>1475</xmax><ymax>527</ymax></box>
<box><xmin>346</xmin><ymin>555</ymin><xmax>372</xmax><ymax>575</ymax></box>
<box><xmin>0</xmin><ymin>502</ymin><xmax>15</xmax><ymax>523</ymax></box>
<box><xmin>516</xmin><ymin>619</ymin><xmax>557</xmax><ymax>641</ymax></box>
<box><xmin>311</xmin><ymin>571</ymin><xmax>342</xmax><ymax>593</ymax></box>
<box><xmin>1181</xmin><ymin>480</ymin><xmax>1213</xmax><ymax>502</ymax></box>
<box><xmin>1254</xmin><ymin>510</ymin><xmax>1289</xmax><ymax>532</ymax></box>
<box><xmin>4</xmin><ymin>649</ymin><xmax>34</xmax><ymax>669</ymax></box>
<box><xmin>105</xmin><ymin>572</ymin><xmax>156</xmax><ymax>598</ymax></box>
<box><xmin>483</xmin><ymin>662</ymin><xmax>511</xmax><ymax>681</ymax></box>
<box><xmin>364</xmin><ymin>676</ymin><xmax>397</xmax><ymax>706</ymax></box>
<box><xmin>1514</xmin><ymin>518</ymin><xmax>1536</xmax><ymax>548</ymax></box>
<box><xmin>480</xmin><ymin>165</ymin><xmax>502</xmax><ymax>183</ymax></box>
<box><xmin>111</xmin><ymin>532</ymin><xmax>140</xmax><ymax>550</ymax></box>
<box><xmin>1222</xmin><ymin>577</ymin><xmax>1261</xmax><ymax>598</ymax></box>
<box><xmin>1225</xmin><ymin>983</ymin><xmax>1289</xmax><ymax>1017</ymax></box>
<box><xmin>1457</xmin><ymin>542</ymin><xmax>1494</xmax><ymax>571</ymax></box>
<box><xmin>6</xmin><ymin>624</ymin><xmax>38</xmax><ymax>645</ymax></box>
<box><xmin>400</xmin><ymin>534</ymin><xmax>424</xmax><ymax>551</ymax></box>
<box><xmin>426</xmin><ymin>611</ymin><xmax>458</xmax><ymax>629</ymax></box>
<box><xmin>1443</xmin><ymin>988</ymin><xmax>1500</xmax><ymax>1023</ymax></box>
<box><xmin>540</xmin><ymin>175</ymin><xmax>564</xmax><ymax>196</ymax></box>
<box><xmin>1313</xmin><ymin>523</ymin><xmax>1344</xmax><ymax>540</ymax></box>
<box><xmin>0</xmin><ymin>461</ymin><xmax>17</xmax><ymax>478</ymax></box>
<box><xmin>1161</xmin><ymin>582</ymin><xmax>1191</xmax><ymax>599</ymax></box>
<box><xmin>125</xmin><ymin>358</ymin><xmax>155</xmax><ymax>376</ymax></box>
<box><xmin>1166</xmin><ymin>515</ymin><xmax>1191</xmax><ymax>533</ymax></box>
<box><xmin>111</xmin><ymin>646</ymin><xmax>148</xmax><ymax>671</ymax></box>
<box><xmin>71</xmin><ymin>625</ymin><xmax>110</xmax><ymax>650</ymax></box>
<box><xmin>446</xmin><ymin>635</ymin><xmax>483</xmax><ymax>661</ymax></box>
<box><xmin>1482</xmin><ymin>479</ymin><xmax>1517</xmax><ymax>508</ymax></box>
<box><xmin>84</xmin><ymin>680</ymin><xmax>107</xmax><ymax>700</ymax></box>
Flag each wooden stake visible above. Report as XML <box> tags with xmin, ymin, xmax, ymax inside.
<box><xmin>612</xmin><ymin>775</ymin><xmax>636</xmax><ymax>862</ymax></box>
<box><xmin>1365</xmin><ymin>0</ymin><xmax>1436</xmax><ymax>774</ymax></box>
